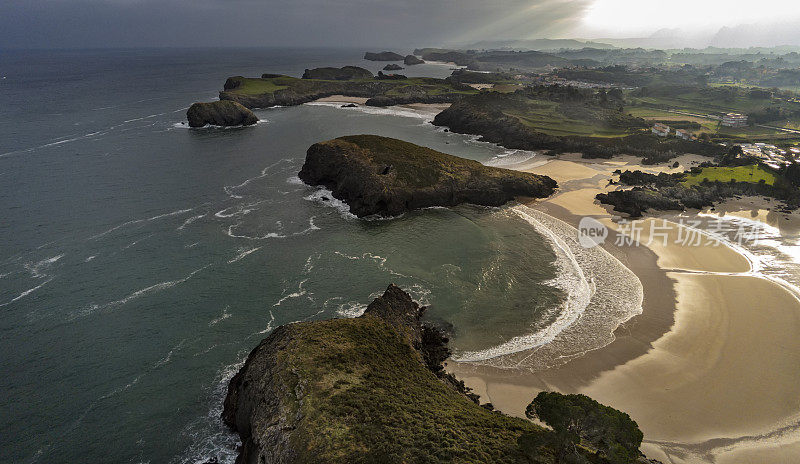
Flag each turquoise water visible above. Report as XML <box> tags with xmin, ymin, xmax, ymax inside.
<box><xmin>0</xmin><ymin>49</ymin><xmax>565</xmax><ymax>463</ymax></box>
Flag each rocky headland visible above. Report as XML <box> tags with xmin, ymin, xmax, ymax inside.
<box><xmin>219</xmin><ymin>74</ymin><xmax>475</xmax><ymax>109</ymax></box>
<box><xmin>298</xmin><ymin>135</ymin><xmax>557</xmax><ymax>217</ymax></box>
<box><xmin>186</xmin><ymin>100</ymin><xmax>258</xmax><ymax>128</ymax></box>
<box><xmin>222</xmin><ymin>284</ymin><xmax>657</xmax><ymax>464</ymax></box>
<box><xmin>301</xmin><ymin>66</ymin><xmax>373</xmax><ymax>80</ymax></box>
<box><xmin>383</xmin><ymin>63</ymin><xmax>404</xmax><ymax>71</ymax></box>
<box><xmin>363</xmin><ymin>51</ymin><xmax>405</xmax><ymax>61</ymax></box>
<box><xmin>432</xmin><ymin>89</ymin><xmax>725</xmax><ymax>162</ymax></box>
<box><xmin>597</xmin><ymin>165</ymin><xmax>799</xmax><ymax>217</ymax></box>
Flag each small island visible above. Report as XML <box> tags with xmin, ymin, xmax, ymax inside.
<box><xmin>298</xmin><ymin>135</ymin><xmax>558</xmax><ymax>217</ymax></box>
<box><xmin>186</xmin><ymin>100</ymin><xmax>258</xmax><ymax>128</ymax></box>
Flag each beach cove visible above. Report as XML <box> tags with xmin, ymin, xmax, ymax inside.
<box><xmin>447</xmin><ymin>152</ymin><xmax>800</xmax><ymax>464</ymax></box>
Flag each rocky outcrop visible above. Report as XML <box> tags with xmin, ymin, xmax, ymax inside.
<box><xmin>186</xmin><ymin>101</ymin><xmax>258</xmax><ymax>128</ymax></box>
<box><xmin>221</xmin><ymin>285</ymin><xmax>554</xmax><ymax>464</ymax></box>
<box><xmin>298</xmin><ymin>135</ymin><xmax>557</xmax><ymax>217</ymax></box>
<box><xmin>383</xmin><ymin>63</ymin><xmax>404</xmax><ymax>71</ymax></box>
<box><xmin>404</xmin><ymin>55</ymin><xmax>425</xmax><ymax>65</ymax></box>
<box><xmin>301</xmin><ymin>66</ymin><xmax>373</xmax><ymax>80</ymax></box>
<box><xmin>363</xmin><ymin>51</ymin><xmax>404</xmax><ymax>61</ymax></box>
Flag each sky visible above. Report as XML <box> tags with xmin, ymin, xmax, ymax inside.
<box><xmin>1</xmin><ymin>0</ymin><xmax>799</xmax><ymax>49</ymax></box>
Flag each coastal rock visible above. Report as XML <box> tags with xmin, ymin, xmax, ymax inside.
<box><xmin>222</xmin><ymin>285</ymin><xmax>551</xmax><ymax>464</ymax></box>
<box><xmin>382</xmin><ymin>63</ymin><xmax>404</xmax><ymax>71</ymax></box>
<box><xmin>404</xmin><ymin>54</ymin><xmax>425</xmax><ymax>65</ymax></box>
<box><xmin>301</xmin><ymin>66</ymin><xmax>373</xmax><ymax>80</ymax></box>
<box><xmin>376</xmin><ymin>71</ymin><xmax>407</xmax><ymax>80</ymax></box>
<box><xmin>363</xmin><ymin>51</ymin><xmax>404</xmax><ymax>61</ymax></box>
<box><xmin>298</xmin><ymin>135</ymin><xmax>557</xmax><ymax>217</ymax></box>
<box><xmin>186</xmin><ymin>100</ymin><xmax>258</xmax><ymax>128</ymax></box>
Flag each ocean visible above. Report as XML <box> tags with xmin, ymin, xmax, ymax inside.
<box><xmin>0</xmin><ymin>48</ymin><xmax>584</xmax><ymax>463</ymax></box>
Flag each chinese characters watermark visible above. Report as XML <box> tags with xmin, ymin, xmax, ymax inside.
<box><xmin>578</xmin><ymin>217</ymin><xmax>764</xmax><ymax>249</ymax></box>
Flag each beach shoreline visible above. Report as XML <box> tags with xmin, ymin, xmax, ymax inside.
<box><xmin>447</xmin><ymin>153</ymin><xmax>800</xmax><ymax>463</ymax></box>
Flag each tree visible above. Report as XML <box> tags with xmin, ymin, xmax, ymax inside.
<box><xmin>525</xmin><ymin>392</ymin><xmax>643</xmax><ymax>464</ymax></box>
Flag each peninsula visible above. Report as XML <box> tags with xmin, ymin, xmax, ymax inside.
<box><xmin>218</xmin><ymin>69</ymin><xmax>477</xmax><ymax>109</ymax></box>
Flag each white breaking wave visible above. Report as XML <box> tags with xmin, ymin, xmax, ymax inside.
<box><xmin>224</xmin><ymin>216</ymin><xmax>319</xmax><ymax>240</ymax></box>
<box><xmin>454</xmin><ymin>208</ymin><xmax>593</xmax><ymax>362</ymax></box>
<box><xmin>0</xmin><ymin>277</ymin><xmax>54</xmax><ymax>307</ymax></box>
<box><xmin>304</xmin><ymin>187</ymin><xmax>356</xmax><ymax>219</ymax></box>
<box><xmin>209</xmin><ymin>306</ymin><xmax>233</xmax><ymax>326</ymax></box>
<box><xmin>24</xmin><ymin>254</ymin><xmax>64</xmax><ymax>278</ymax></box>
<box><xmin>227</xmin><ymin>247</ymin><xmax>262</xmax><ymax>264</ymax></box>
<box><xmin>452</xmin><ymin>206</ymin><xmax>644</xmax><ymax>370</ymax></box>
<box><xmin>73</xmin><ymin>264</ymin><xmax>211</xmax><ymax>319</ymax></box>
<box><xmin>484</xmin><ymin>149</ymin><xmax>539</xmax><ymax>167</ymax></box>
<box><xmin>273</xmin><ymin>279</ymin><xmax>310</xmax><ymax>307</ymax></box>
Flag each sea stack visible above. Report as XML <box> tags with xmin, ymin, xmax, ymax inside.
<box><xmin>186</xmin><ymin>101</ymin><xmax>258</xmax><ymax>128</ymax></box>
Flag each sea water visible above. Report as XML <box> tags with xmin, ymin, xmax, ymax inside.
<box><xmin>0</xmin><ymin>48</ymin><xmax>633</xmax><ymax>463</ymax></box>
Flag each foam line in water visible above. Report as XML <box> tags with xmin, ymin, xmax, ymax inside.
<box><xmin>454</xmin><ymin>208</ymin><xmax>593</xmax><ymax>362</ymax></box>
<box><xmin>452</xmin><ymin>206</ymin><xmax>644</xmax><ymax>370</ymax></box>
<box><xmin>0</xmin><ymin>277</ymin><xmax>54</xmax><ymax>307</ymax></box>
<box><xmin>72</xmin><ymin>264</ymin><xmax>211</xmax><ymax>319</ymax></box>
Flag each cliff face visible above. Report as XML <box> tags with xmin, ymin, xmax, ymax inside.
<box><xmin>186</xmin><ymin>101</ymin><xmax>258</xmax><ymax>128</ymax></box>
<box><xmin>298</xmin><ymin>135</ymin><xmax>557</xmax><ymax>217</ymax></box>
<box><xmin>222</xmin><ymin>285</ymin><xmax>552</xmax><ymax>464</ymax></box>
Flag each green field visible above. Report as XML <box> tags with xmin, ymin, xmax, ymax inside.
<box><xmin>682</xmin><ymin>164</ymin><xmax>778</xmax><ymax>186</ymax></box>
<box><xmin>505</xmin><ymin>100</ymin><xmax>638</xmax><ymax>138</ymax></box>
<box><xmin>227</xmin><ymin>76</ymin><xmax>294</xmax><ymax>95</ymax></box>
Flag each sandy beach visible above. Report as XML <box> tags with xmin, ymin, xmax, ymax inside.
<box><xmin>448</xmin><ymin>153</ymin><xmax>800</xmax><ymax>463</ymax></box>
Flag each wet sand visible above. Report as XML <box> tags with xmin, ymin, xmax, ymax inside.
<box><xmin>447</xmin><ymin>153</ymin><xmax>800</xmax><ymax>463</ymax></box>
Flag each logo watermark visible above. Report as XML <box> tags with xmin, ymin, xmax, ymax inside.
<box><xmin>577</xmin><ymin>216</ymin><xmax>764</xmax><ymax>249</ymax></box>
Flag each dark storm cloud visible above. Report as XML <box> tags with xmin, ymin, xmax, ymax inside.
<box><xmin>0</xmin><ymin>0</ymin><xmax>591</xmax><ymax>49</ymax></box>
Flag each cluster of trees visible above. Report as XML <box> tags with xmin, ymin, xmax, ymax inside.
<box><xmin>518</xmin><ymin>392</ymin><xmax>644</xmax><ymax>464</ymax></box>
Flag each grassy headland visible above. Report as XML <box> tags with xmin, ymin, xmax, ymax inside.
<box><xmin>219</xmin><ymin>70</ymin><xmax>477</xmax><ymax>109</ymax></box>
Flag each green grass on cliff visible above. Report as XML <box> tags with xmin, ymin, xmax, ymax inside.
<box><xmin>277</xmin><ymin>316</ymin><xmax>553</xmax><ymax>464</ymax></box>
<box><xmin>335</xmin><ymin>135</ymin><xmax>542</xmax><ymax>189</ymax></box>
<box><xmin>683</xmin><ymin>164</ymin><xmax>778</xmax><ymax>186</ymax></box>
<box><xmin>226</xmin><ymin>77</ymin><xmax>293</xmax><ymax>95</ymax></box>
<box><xmin>224</xmin><ymin>75</ymin><xmax>476</xmax><ymax>99</ymax></box>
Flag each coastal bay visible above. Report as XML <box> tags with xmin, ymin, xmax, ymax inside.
<box><xmin>446</xmin><ymin>152</ymin><xmax>800</xmax><ymax>463</ymax></box>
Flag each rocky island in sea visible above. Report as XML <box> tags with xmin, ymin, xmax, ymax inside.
<box><xmin>298</xmin><ymin>135</ymin><xmax>557</xmax><ymax>217</ymax></box>
<box><xmin>186</xmin><ymin>101</ymin><xmax>259</xmax><ymax>128</ymax></box>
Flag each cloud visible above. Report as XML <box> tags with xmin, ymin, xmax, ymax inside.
<box><xmin>0</xmin><ymin>0</ymin><xmax>592</xmax><ymax>49</ymax></box>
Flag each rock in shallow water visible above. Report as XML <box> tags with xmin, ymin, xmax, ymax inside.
<box><xmin>186</xmin><ymin>100</ymin><xmax>258</xmax><ymax>128</ymax></box>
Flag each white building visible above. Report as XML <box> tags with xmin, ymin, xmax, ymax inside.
<box><xmin>675</xmin><ymin>129</ymin><xmax>692</xmax><ymax>140</ymax></box>
<box><xmin>722</xmin><ymin>113</ymin><xmax>748</xmax><ymax>127</ymax></box>
<box><xmin>652</xmin><ymin>123</ymin><xmax>670</xmax><ymax>137</ymax></box>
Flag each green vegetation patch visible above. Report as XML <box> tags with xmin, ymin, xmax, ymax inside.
<box><xmin>281</xmin><ymin>316</ymin><xmax>551</xmax><ymax>464</ymax></box>
<box><xmin>683</xmin><ymin>164</ymin><xmax>778</xmax><ymax>186</ymax></box>
<box><xmin>337</xmin><ymin>134</ymin><xmax>528</xmax><ymax>189</ymax></box>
